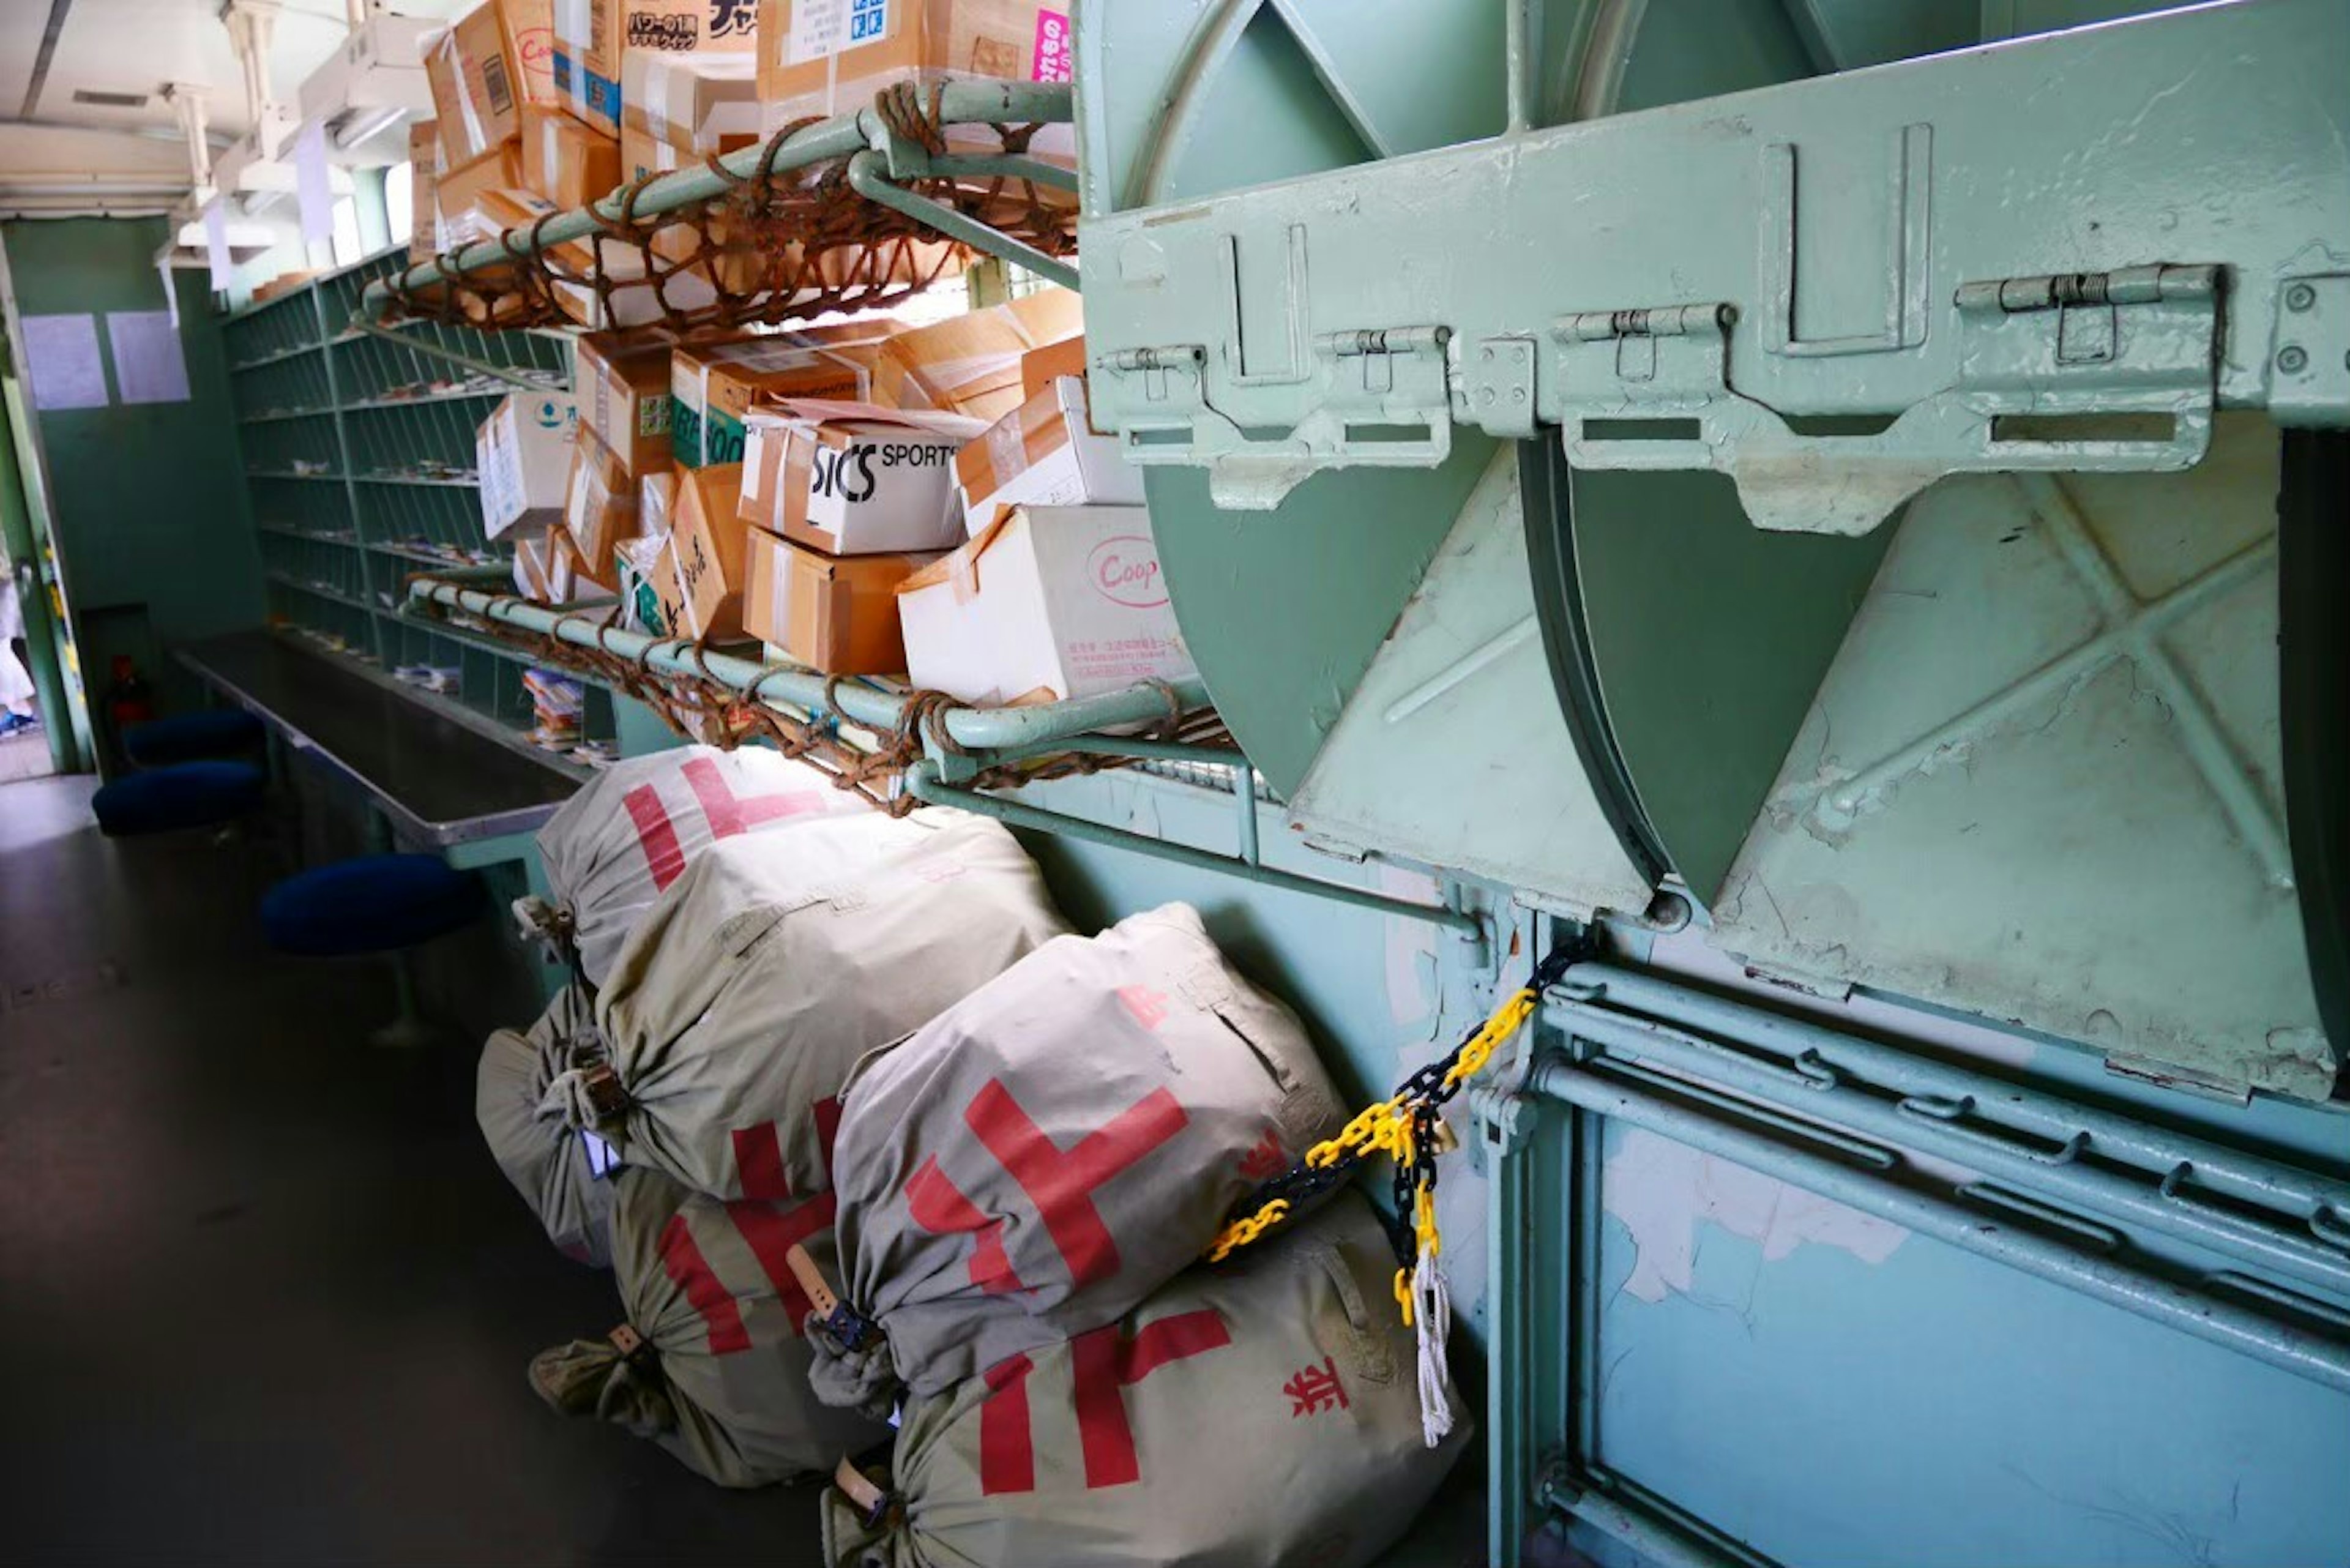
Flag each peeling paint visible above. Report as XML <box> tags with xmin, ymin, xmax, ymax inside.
<box><xmin>1603</xmin><ymin>1128</ymin><xmax>1909</xmax><ymax>1304</ymax></box>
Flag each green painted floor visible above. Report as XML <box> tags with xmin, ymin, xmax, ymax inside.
<box><xmin>0</xmin><ymin>774</ymin><xmax>824</xmax><ymax>1566</ymax></box>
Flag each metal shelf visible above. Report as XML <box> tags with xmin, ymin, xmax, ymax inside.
<box><xmin>368</xmin><ymin>540</ymin><xmax>500</xmax><ymax>569</ymax></box>
<box><xmin>230</xmin><ymin>340</ymin><xmax>326</xmax><ymax>372</ymax></box>
<box><xmin>241</xmin><ymin>406</ymin><xmax>335</xmax><ymax>424</ymax></box>
<box><xmin>248</xmin><ymin>468</ymin><xmax>345</xmax><ymax>482</ymax></box>
<box><xmin>257</xmin><ymin>523</ymin><xmax>359</xmax><ymax>547</ymax></box>
<box><xmin>351</xmin><ymin>471</ymin><xmax>477</xmax><ymax>488</ymax></box>
<box><xmin>267</xmin><ymin>572</ymin><xmax>371</xmax><ymax>611</ymax></box>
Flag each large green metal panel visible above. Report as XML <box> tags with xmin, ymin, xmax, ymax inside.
<box><xmin>4</xmin><ymin>220</ymin><xmax>264</xmax><ymax>721</ymax></box>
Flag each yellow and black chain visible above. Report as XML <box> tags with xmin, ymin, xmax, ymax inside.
<box><xmin>1204</xmin><ymin>931</ymin><xmax>1591</xmax><ymax>1321</ymax></box>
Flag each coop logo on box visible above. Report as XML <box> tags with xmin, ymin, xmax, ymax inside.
<box><xmin>1088</xmin><ymin>537</ymin><xmax>1166</xmax><ymax>608</ymax></box>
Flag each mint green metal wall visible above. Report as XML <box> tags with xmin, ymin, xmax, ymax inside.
<box><xmin>4</xmin><ymin>219</ymin><xmax>264</xmax><ymax>722</ymax></box>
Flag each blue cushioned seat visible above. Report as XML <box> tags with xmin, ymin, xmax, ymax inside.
<box><xmin>92</xmin><ymin>761</ymin><xmax>267</xmax><ymax>837</ymax></box>
<box><xmin>123</xmin><ymin>709</ymin><xmax>266</xmax><ymax>767</ymax></box>
<box><xmin>261</xmin><ymin>854</ymin><xmax>486</xmax><ymax>957</ymax></box>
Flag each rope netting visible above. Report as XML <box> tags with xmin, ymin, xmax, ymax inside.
<box><xmin>381</xmin><ymin>86</ymin><xmax>1076</xmax><ymax>335</ymax></box>
<box><xmin>432</xmin><ymin>590</ymin><xmax>1231</xmax><ymax>813</ymax></box>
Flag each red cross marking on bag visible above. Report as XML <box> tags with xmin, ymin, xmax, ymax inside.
<box><xmin>975</xmin><ymin>1309</ymin><xmax>1231</xmax><ymax>1494</ymax></box>
<box><xmin>659</xmin><ymin>1211</ymin><xmax>750</xmax><ymax>1354</ymax></box>
<box><xmin>724</xmin><ymin>1191</ymin><xmax>837</xmax><ymax>1331</ymax></box>
<box><xmin>977</xmin><ymin>1353</ymin><xmax>1037</xmax><ymax>1495</ymax></box>
<box><xmin>625</xmin><ymin>758</ymin><xmax>828</xmax><ymax>890</ymax></box>
<box><xmin>1237</xmin><ymin>1127</ymin><xmax>1288</xmax><ymax>1181</ymax></box>
<box><xmin>906</xmin><ymin>1155</ymin><xmax>1024</xmax><ymax>1293</ymax></box>
<box><xmin>1282</xmin><ymin>1355</ymin><xmax>1350</xmax><ymax>1417</ymax></box>
<box><xmin>623</xmin><ymin>783</ymin><xmax>688</xmax><ymax>892</ymax></box>
<box><xmin>961</xmin><ymin>1079</ymin><xmax>1190</xmax><ymax>1287</ymax></box>
<box><xmin>681</xmin><ymin>755</ymin><xmax>828</xmax><ymax>836</ymax></box>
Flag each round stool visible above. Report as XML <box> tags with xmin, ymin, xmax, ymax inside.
<box><xmin>261</xmin><ymin>853</ymin><xmax>487</xmax><ymax>957</ymax></box>
<box><xmin>92</xmin><ymin>760</ymin><xmax>266</xmax><ymax>837</ymax></box>
<box><xmin>123</xmin><ymin>709</ymin><xmax>266</xmax><ymax>768</ymax></box>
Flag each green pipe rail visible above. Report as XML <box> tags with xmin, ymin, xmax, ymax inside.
<box><xmin>406</xmin><ymin>572</ymin><xmax>1482</xmax><ymax>936</ymax></box>
<box><xmin>358</xmin><ymin>80</ymin><xmax>1078</xmax><ymax>321</ymax></box>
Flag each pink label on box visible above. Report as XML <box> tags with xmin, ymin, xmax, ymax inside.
<box><xmin>1032</xmin><ymin>9</ymin><xmax>1073</xmax><ymax>83</ymax></box>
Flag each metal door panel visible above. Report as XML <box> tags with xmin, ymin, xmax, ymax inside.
<box><xmin>1712</xmin><ymin>416</ymin><xmax>2331</xmax><ymax>1099</ymax></box>
<box><xmin>1288</xmin><ymin>446</ymin><xmax>1652</xmax><ymax>917</ymax></box>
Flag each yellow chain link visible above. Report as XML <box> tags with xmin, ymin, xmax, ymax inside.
<box><xmin>1203</xmin><ymin>982</ymin><xmax>1542</xmax><ymax>1269</ymax></box>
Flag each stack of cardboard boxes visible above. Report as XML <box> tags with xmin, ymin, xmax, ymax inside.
<box><xmin>476</xmin><ymin>289</ymin><xmax>1191</xmax><ymax>710</ymax></box>
<box><xmin>417</xmin><ymin>1</ymin><xmax>1072</xmax><ymax>312</ymax></box>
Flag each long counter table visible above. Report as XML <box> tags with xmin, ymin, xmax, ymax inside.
<box><xmin>179</xmin><ymin>630</ymin><xmax>580</xmax><ymax>849</ymax></box>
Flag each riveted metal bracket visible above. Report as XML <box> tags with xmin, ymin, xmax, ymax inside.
<box><xmin>2267</xmin><ymin>274</ymin><xmax>2350</xmax><ymax>425</ymax></box>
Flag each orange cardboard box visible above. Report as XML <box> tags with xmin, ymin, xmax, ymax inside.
<box><xmin>871</xmin><ymin>288</ymin><xmax>1083</xmax><ymax>422</ymax></box>
<box><xmin>428</xmin><ymin>0</ymin><xmax>557</xmax><ymax>166</ymax></box>
<box><xmin>408</xmin><ymin>123</ymin><xmax>444</xmax><ymax>261</ymax></box>
<box><xmin>1020</xmin><ymin>333</ymin><xmax>1085</xmax><ymax>400</ymax></box>
<box><xmin>553</xmin><ymin>0</ymin><xmax>757</xmax><ymax>140</ymax></box>
<box><xmin>574</xmin><ymin>332</ymin><xmax>677</xmax><ymax>474</ymax></box>
<box><xmin>521</xmin><ymin>103</ymin><xmax>621</xmax><ymax>207</ymax></box>
<box><xmin>670</xmin><ymin>461</ymin><xmax>749</xmax><ymax>638</ymax></box>
<box><xmin>753</xmin><ymin>0</ymin><xmax>1072</xmax><ymax>133</ymax></box>
<box><xmin>433</xmin><ymin>143</ymin><xmax>526</xmax><ymax>248</ymax></box>
<box><xmin>564</xmin><ymin>425</ymin><xmax>641</xmax><ymax>582</ymax></box>
<box><xmin>743</xmin><ymin>527</ymin><xmax>939</xmax><ymax>674</ymax></box>
<box><xmin>670</xmin><ymin>329</ymin><xmax>895</xmax><ymax>467</ymax></box>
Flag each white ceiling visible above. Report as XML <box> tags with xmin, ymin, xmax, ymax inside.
<box><xmin>0</xmin><ymin>0</ymin><xmax>467</xmax><ymax>154</ymax></box>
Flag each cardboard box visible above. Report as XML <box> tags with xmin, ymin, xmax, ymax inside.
<box><xmin>565</xmin><ymin>425</ymin><xmax>641</xmax><ymax>578</ymax></box>
<box><xmin>670</xmin><ymin>331</ymin><xmax>891</xmax><ymax>468</ymax></box>
<box><xmin>755</xmin><ymin>0</ymin><xmax>1072</xmax><ymax>133</ymax></box>
<box><xmin>744</xmin><ymin>528</ymin><xmax>939</xmax><ymax>674</ymax></box>
<box><xmin>872</xmin><ymin>288</ymin><xmax>1083</xmax><ymax>422</ymax></box>
<box><xmin>620</xmin><ymin>50</ymin><xmax>766</xmax><ymax>292</ymax></box>
<box><xmin>477</xmin><ymin>390</ymin><xmax>580</xmax><ymax>539</ymax></box>
<box><xmin>740</xmin><ymin>399</ymin><xmax>985</xmax><ymax>555</ymax></box>
<box><xmin>955</xmin><ymin>373</ymin><xmax>1141</xmax><ymax>532</ymax></box>
<box><xmin>895</xmin><ymin>503</ymin><xmax>1194</xmax><ymax>705</ymax></box>
<box><xmin>1020</xmin><ymin>333</ymin><xmax>1084</xmax><ymax>400</ymax></box>
<box><xmin>670</xmin><ymin>461</ymin><xmax>749</xmax><ymax>638</ymax></box>
<box><xmin>553</xmin><ymin>0</ymin><xmax>757</xmax><ymax>140</ymax></box>
<box><xmin>408</xmin><ymin>122</ymin><xmax>444</xmax><ymax>262</ymax></box>
<box><xmin>652</xmin><ymin>530</ymin><xmax>695</xmax><ymax>636</ymax></box>
<box><xmin>471</xmin><ymin>186</ymin><xmax>606</xmax><ymax>273</ymax></box>
<box><xmin>513</xmin><ymin>530</ymin><xmax>582</xmax><ymax>603</ymax></box>
<box><xmin>428</xmin><ymin>0</ymin><xmax>556</xmax><ymax>165</ymax></box>
<box><xmin>433</xmin><ymin>143</ymin><xmax>526</xmax><ymax>248</ymax></box>
<box><xmin>521</xmin><ymin>103</ymin><xmax>621</xmax><ymax>206</ymax></box>
<box><xmin>575</xmin><ymin>332</ymin><xmax>676</xmax><ymax>473</ymax></box>
<box><xmin>616</xmin><ymin>529</ymin><xmax>672</xmax><ymax>633</ymax></box>
<box><xmin>548</xmin><ymin>239</ymin><xmax>720</xmax><ymax>329</ymax></box>
<box><xmin>621</xmin><ymin>49</ymin><xmax>761</xmax><ymax>173</ymax></box>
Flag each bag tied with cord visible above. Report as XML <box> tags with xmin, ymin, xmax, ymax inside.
<box><xmin>812</xmin><ymin>903</ymin><xmax>1344</xmax><ymax>1414</ymax></box>
<box><xmin>476</xmin><ymin>982</ymin><xmax>614</xmax><ymax>1266</ymax></box>
<box><xmin>531</xmin><ymin>1167</ymin><xmax>893</xmax><ymax>1487</ymax></box>
<box><xmin>517</xmin><ymin>745</ymin><xmax>868</xmax><ymax>989</ymax></box>
<box><xmin>821</xmin><ymin>1193</ymin><xmax>1470</xmax><ymax>1567</ymax></box>
<box><xmin>552</xmin><ymin>810</ymin><xmax>1068</xmax><ymax>1202</ymax></box>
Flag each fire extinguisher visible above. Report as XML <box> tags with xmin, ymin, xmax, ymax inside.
<box><xmin>103</xmin><ymin>654</ymin><xmax>154</xmax><ymax>758</ymax></box>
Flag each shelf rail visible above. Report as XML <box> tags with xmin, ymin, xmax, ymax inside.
<box><xmin>406</xmin><ymin>571</ymin><xmax>1481</xmax><ymax>937</ymax></box>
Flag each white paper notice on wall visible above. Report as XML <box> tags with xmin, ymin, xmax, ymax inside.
<box><xmin>21</xmin><ymin>315</ymin><xmax>110</xmax><ymax>411</ymax></box>
<box><xmin>296</xmin><ymin>119</ymin><xmax>335</xmax><ymax>245</ymax></box>
<box><xmin>204</xmin><ymin>201</ymin><xmax>232</xmax><ymax>291</ymax></box>
<box><xmin>106</xmin><ymin>312</ymin><xmax>192</xmax><ymax>405</ymax></box>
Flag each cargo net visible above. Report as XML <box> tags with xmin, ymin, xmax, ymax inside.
<box><xmin>456</xmin><ymin>596</ymin><xmax>1233</xmax><ymax>815</ymax></box>
<box><xmin>381</xmin><ymin>86</ymin><xmax>1075</xmax><ymax>335</ymax></box>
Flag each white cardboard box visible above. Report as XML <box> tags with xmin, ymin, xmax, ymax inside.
<box><xmin>895</xmin><ymin>503</ymin><xmax>1195</xmax><ymax>706</ymax></box>
<box><xmin>477</xmin><ymin>390</ymin><xmax>580</xmax><ymax>540</ymax></box>
<box><xmin>955</xmin><ymin>375</ymin><xmax>1144</xmax><ymax>534</ymax></box>
<box><xmin>742</xmin><ymin>399</ymin><xmax>987</xmax><ymax>556</ymax></box>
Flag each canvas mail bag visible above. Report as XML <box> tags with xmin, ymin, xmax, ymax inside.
<box><xmin>821</xmin><ymin>1195</ymin><xmax>1470</xmax><ymax>1567</ymax></box>
<box><xmin>554</xmin><ymin>810</ymin><xmax>1068</xmax><ymax>1201</ymax></box>
<box><xmin>477</xmin><ymin>982</ymin><xmax>616</xmax><ymax>1266</ymax></box>
<box><xmin>814</xmin><ymin>903</ymin><xmax>1344</xmax><ymax>1414</ymax></box>
<box><xmin>532</xmin><ymin>1167</ymin><xmax>893</xmax><ymax>1488</ymax></box>
<box><xmin>521</xmin><ymin>745</ymin><xmax>867</xmax><ymax>988</ymax></box>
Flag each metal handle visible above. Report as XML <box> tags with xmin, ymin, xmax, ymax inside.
<box><xmin>1956</xmin><ymin>1182</ymin><xmax>2125</xmax><ymax>1253</ymax></box>
<box><xmin>1898</xmin><ymin>1093</ymin><xmax>2089</xmax><ymax>1166</ymax></box>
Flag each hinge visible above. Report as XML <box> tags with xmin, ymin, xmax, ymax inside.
<box><xmin>1092</xmin><ymin>327</ymin><xmax>1452</xmax><ymax>510</ymax></box>
<box><xmin>1550</xmin><ymin>263</ymin><xmax>2223</xmax><ymax>536</ymax></box>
